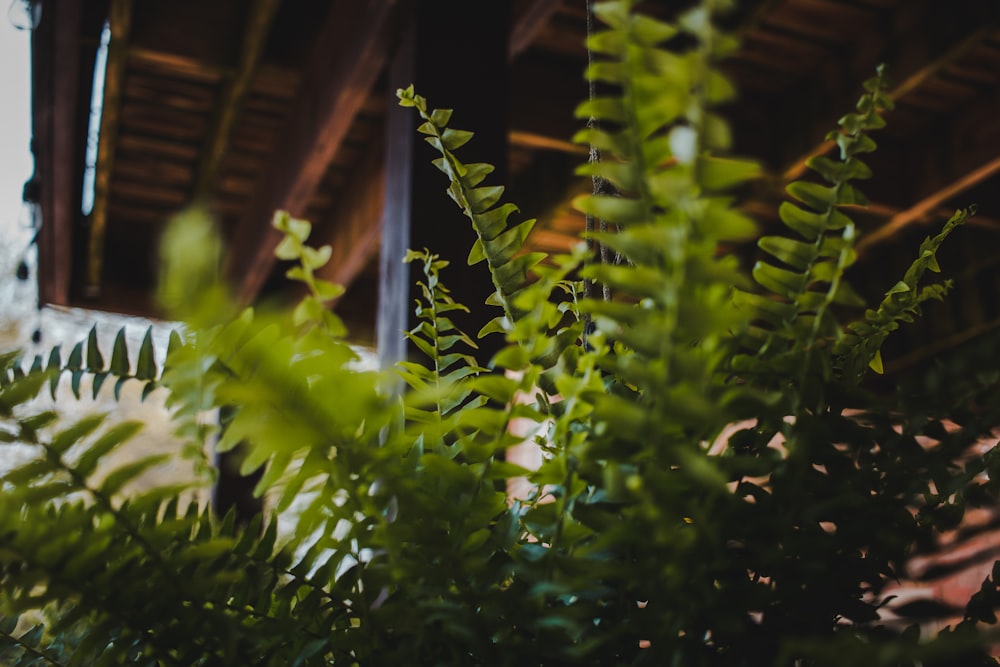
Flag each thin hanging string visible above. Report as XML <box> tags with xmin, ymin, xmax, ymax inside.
<box><xmin>585</xmin><ymin>0</ymin><xmax>615</xmax><ymax>304</ymax></box>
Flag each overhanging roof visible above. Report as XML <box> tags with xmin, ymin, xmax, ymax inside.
<box><xmin>29</xmin><ymin>0</ymin><xmax>1000</xmax><ymax>375</ymax></box>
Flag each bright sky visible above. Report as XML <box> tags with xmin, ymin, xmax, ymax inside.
<box><xmin>0</xmin><ymin>13</ymin><xmax>35</xmax><ymax>342</ymax></box>
<box><xmin>0</xmin><ymin>14</ymin><xmax>32</xmax><ymax>236</ymax></box>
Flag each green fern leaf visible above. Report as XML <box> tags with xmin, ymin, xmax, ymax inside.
<box><xmin>85</xmin><ymin>326</ymin><xmax>103</xmax><ymax>372</ymax></box>
<box><xmin>135</xmin><ymin>327</ymin><xmax>156</xmax><ymax>382</ymax></box>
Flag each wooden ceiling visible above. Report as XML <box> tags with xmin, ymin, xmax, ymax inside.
<box><xmin>30</xmin><ymin>0</ymin><xmax>1000</xmax><ymax>376</ymax></box>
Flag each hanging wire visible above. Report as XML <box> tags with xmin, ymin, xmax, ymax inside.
<box><xmin>584</xmin><ymin>0</ymin><xmax>623</xmax><ymax>308</ymax></box>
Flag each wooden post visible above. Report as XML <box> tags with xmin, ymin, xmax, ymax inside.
<box><xmin>378</xmin><ymin>1</ymin><xmax>511</xmax><ymax>369</ymax></box>
<box><xmin>33</xmin><ymin>0</ymin><xmax>84</xmax><ymax>307</ymax></box>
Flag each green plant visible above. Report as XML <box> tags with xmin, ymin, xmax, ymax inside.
<box><xmin>2</xmin><ymin>1</ymin><xmax>999</xmax><ymax>665</ymax></box>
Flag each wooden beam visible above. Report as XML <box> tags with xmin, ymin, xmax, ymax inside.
<box><xmin>310</xmin><ymin>0</ymin><xmax>573</xmax><ymax>312</ymax></box>
<box><xmin>85</xmin><ymin>0</ymin><xmax>133</xmax><ymax>297</ymax></box>
<box><xmin>509</xmin><ymin>129</ymin><xmax>586</xmax><ymax>154</ymax></box>
<box><xmin>34</xmin><ymin>0</ymin><xmax>83</xmax><ymax>307</ymax></box>
<box><xmin>226</xmin><ymin>0</ymin><xmax>401</xmax><ymax>305</ymax></box>
<box><xmin>885</xmin><ymin>315</ymin><xmax>1000</xmax><ymax>377</ymax></box>
<box><xmin>780</xmin><ymin>8</ymin><xmax>998</xmax><ymax>181</ymax></box>
<box><xmin>193</xmin><ymin>0</ymin><xmax>281</xmax><ymax>201</ymax></box>
<box><xmin>510</xmin><ymin>0</ymin><xmax>564</xmax><ymax>59</ymax></box>
<box><xmin>857</xmin><ymin>156</ymin><xmax>1000</xmax><ymax>254</ymax></box>
<box><xmin>314</xmin><ymin>144</ymin><xmax>385</xmax><ymax>290</ymax></box>
<box><xmin>128</xmin><ymin>46</ymin><xmax>227</xmax><ymax>83</ymax></box>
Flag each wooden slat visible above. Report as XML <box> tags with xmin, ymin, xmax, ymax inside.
<box><xmin>114</xmin><ymin>158</ymin><xmax>192</xmax><ymax>187</ymax></box>
<box><xmin>34</xmin><ymin>0</ymin><xmax>83</xmax><ymax>306</ymax></box>
<box><xmin>117</xmin><ymin>134</ymin><xmax>198</xmax><ymax>161</ymax></box>
<box><xmin>86</xmin><ymin>0</ymin><xmax>134</xmax><ymax>297</ymax></box>
<box><xmin>128</xmin><ymin>45</ymin><xmax>225</xmax><ymax>83</ymax></box>
<box><xmin>111</xmin><ymin>181</ymin><xmax>188</xmax><ymax>207</ymax></box>
<box><xmin>226</xmin><ymin>0</ymin><xmax>402</xmax><ymax>304</ymax></box>
<box><xmin>125</xmin><ymin>74</ymin><xmax>215</xmax><ymax>112</ymax></box>
<box><xmin>118</xmin><ymin>104</ymin><xmax>207</xmax><ymax>141</ymax></box>
<box><xmin>193</xmin><ymin>0</ymin><xmax>281</xmax><ymax>201</ymax></box>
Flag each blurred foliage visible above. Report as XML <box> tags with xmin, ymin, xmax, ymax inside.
<box><xmin>1</xmin><ymin>1</ymin><xmax>998</xmax><ymax>665</ymax></box>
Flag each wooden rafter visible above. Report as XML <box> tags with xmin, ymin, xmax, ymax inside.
<box><xmin>858</xmin><ymin>155</ymin><xmax>1000</xmax><ymax>254</ymax></box>
<box><xmin>193</xmin><ymin>0</ymin><xmax>281</xmax><ymax>201</ymax></box>
<box><xmin>253</xmin><ymin>0</ymin><xmax>567</xmax><ymax>300</ymax></box>
<box><xmin>510</xmin><ymin>0</ymin><xmax>565</xmax><ymax>59</ymax></box>
<box><xmin>234</xmin><ymin>0</ymin><xmax>580</xmax><ymax>300</ymax></box>
<box><xmin>34</xmin><ymin>0</ymin><xmax>83</xmax><ymax>307</ymax></box>
<box><xmin>509</xmin><ymin>129</ymin><xmax>586</xmax><ymax>154</ymax></box>
<box><xmin>781</xmin><ymin>19</ymin><xmax>998</xmax><ymax>181</ymax></box>
<box><xmin>127</xmin><ymin>46</ymin><xmax>227</xmax><ymax>82</ymax></box>
<box><xmin>85</xmin><ymin>0</ymin><xmax>133</xmax><ymax>297</ymax></box>
<box><xmin>226</xmin><ymin>0</ymin><xmax>401</xmax><ymax>304</ymax></box>
<box><xmin>886</xmin><ymin>316</ymin><xmax>1000</xmax><ymax>377</ymax></box>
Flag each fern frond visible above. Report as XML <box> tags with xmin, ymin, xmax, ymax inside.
<box><xmin>396</xmin><ymin>87</ymin><xmax>546</xmax><ymax>341</ymax></box>
<box><xmin>399</xmin><ymin>249</ymin><xmax>487</xmax><ymax>433</ymax></box>
<box><xmin>836</xmin><ymin>206</ymin><xmax>972</xmax><ymax>378</ymax></box>
<box><xmin>734</xmin><ymin>65</ymin><xmax>892</xmax><ymax>401</ymax></box>
<box><xmin>4</xmin><ymin>323</ymin><xmax>170</xmax><ymax>405</ymax></box>
<box><xmin>572</xmin><ymin>1</ymin><xmax>758</xmax><ymax>431</ymax></box>
<box><xmin>0</xmin><ymin>614</ymin><xmax>68</xmax><ymax>667</ymax></box>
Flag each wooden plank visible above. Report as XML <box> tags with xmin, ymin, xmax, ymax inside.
<box><xmin>227</xmin><ymin>0</ymin><xmax>402</xmax><ymax>305</ymax></box>
<box><xmin>34</xmin><ymin>0</ymin><xmax>83</xmax><ymax>306</ymax></box>
<box><xmin>118</xmin><ymin>134</ymin><xmax>199</xmax><ymax>161</ymax></box>
<box><xmin>193</xmin><ymin>0</ymin><xmax>281</xmax><ymax>201</ymax></box>
<box><xmin>86</xmin><ymin>0</ymin><xmax>134</xmax><ymax>297</ymax></box>
<box><xmin>128</xmin><ymin>45</ymin><xmax>225</xmax><ymax>83</ymax></box>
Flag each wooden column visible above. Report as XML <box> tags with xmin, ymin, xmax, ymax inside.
<box><xmin>33</xmin><ymin>0</ymin><xmax>84</xmax><ymax>307</ymax></box>
<box><xmin>378</xmin><ymin>1</ymin><xmax>511</xmax><ymax>369</ymax></box>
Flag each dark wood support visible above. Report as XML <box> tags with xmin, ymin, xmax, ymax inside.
<box><xmin>193</xmin><ymin>0</ymin><xmax>281</xmax><ymax>202</ymax></box>
<box><xmin>378</xmin><ymin>1</ymin><xmax>511</xmax><ymax>369</ymax></box>
<box><xmin>858</xmin><ymin>157</ymin><xmax>1000</xmax><ymax>254</ymax></box>
<box><xmin>778</xmin><ymin>2</ymin><xmax>998</xmax><ymax>180</ymax></box>
<box><xmin>313</xmin><ymin>0</ymin><xmax>571</xmax><ymax>312</ymax></box>
<box><xmin>85</xmin><ymin>0</ymin><xmax>133</xmax><ymax>297</ymax></box>
<box><xmin>226</xmin><ymin>0</ymin><xmax>401</xmax><ymax>305</ymax></box>
<box><xmin>33</xmin><ymin>0</ymin><xmax>84</xmax><ymax>307</ymax></box>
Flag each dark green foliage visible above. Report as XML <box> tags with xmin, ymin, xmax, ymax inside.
<box><xmin>1</xmin><ymin>1</ymin><xmax>998</xmax><ymax>665</ymax></box>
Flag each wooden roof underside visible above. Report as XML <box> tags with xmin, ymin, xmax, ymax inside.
<box><xmin>31</xmin><ymin>0</ymin><xmax>1000</xmax><ymax>376</ymax></box>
